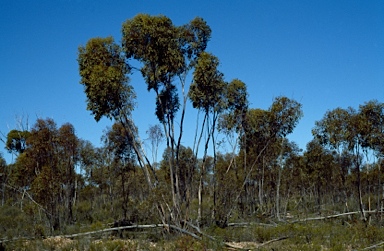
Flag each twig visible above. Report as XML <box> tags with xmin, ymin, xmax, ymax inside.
<box><xmin>360</xmin><ymin>240</ymin><xmax>384</xmax><ymax>250</ymax></box>
<box><xmin>4</xmin><ymin>184</ymin><xmax>50</xmax><ymax>216</ymax></box>
<box><xmin>258</xmin><ymin>236</ymin><xmax>289</xmax><ymax>248</ymax></box>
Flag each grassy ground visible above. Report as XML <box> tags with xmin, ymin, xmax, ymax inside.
<box><xmin>3</xmin><ymin>218</ymin><xmax>384</xmax><ymax>250</ymax></box>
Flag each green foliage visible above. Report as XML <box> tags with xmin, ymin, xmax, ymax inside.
<box><xmin>122</xmin><ymin>14</ymin><xmax>185</xmax><ymax>90</ymax></box>
<box><xmin>218</xmin><ymin>79</ymin><xmax>248</xmax><ymax>133</ymax></box>
<box><xmin>74</xmin><ymin>200</ymin><xmax>93</xmax><ymax>224</ymax></box>
<box><xmin>241</xmin><ymin>97</ymin><xmax>303</xmax><ymax>153</ymax></box>
<box><xmin>122</xmin><ymin>14</ymin><xmax>211</xmax><ymax>123</ymax></box>
<box><xmin>4</xmin><ymin>118</ymin><xmax>80</xmax><ymax>232</ymax></box>
<box><xmin>312</xmin><ymin>107</ymin><xmax>351</xmax><ymax>150</ymax></box>
<box><xmin>0</xmin><ymin>205</ymin><xmax>37</xmax><ymax>240</ymax></box>
<box><xmin>359</xmin><ymin>100</ymin><xmax>384</xmax><ymax>155</ymax></box>
<box><xmin>269</xmin><ymin>96</ymin><xmax>303</xmax><ymax>138</ymax></box>
<box><xmin>155</xmin><ymin>83</ymin><xmax>180</xmax><ymax>123</ymax></box>
<box><xmin>5</xmin><ymin>129</ymin><xmax>30</xmax><ymax>154</ymax></box>
<box><xmin>89</xmin><ymin>239</ymin><xmax>140</xmax><ymax>251</ymax></box>
<box><xmin>78</xmin><ymin>37</ymin><xmax>135</xmax><ymax>122</ymax></box>
<box><xmin>189</xmin><ymin>52</ymin><xmax>226</xmax><ymax>113</ymax></box>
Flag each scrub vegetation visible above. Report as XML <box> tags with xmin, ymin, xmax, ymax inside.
<box><xmin>1</xmin><ymin>14</ymin><xmax>383</xmax><ymax>250</ymax></box>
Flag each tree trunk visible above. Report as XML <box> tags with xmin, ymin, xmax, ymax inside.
<box><xmin>355</xmin><ymin>145</ymin><xmax>366</xmax><ymax>221</ymax></box>
<box><xmin>197</xmin><ymin>173</ymin><xmax>203</xmax><ymax>227</ymax></box>
<box><xmin>377</xmin><ymin>158</ymin><xmax>382</xmax><ymax>217</ymax></box>
<box><xmin>276</xmin><ymin>138</ymin><xmax>284</xmax><ymax>221</ymax></box>
<box><xmin>357</xmin><ymin>166</ymin><xmax>366</xmax><ymax>221</ymax></box>
<box><xmin>276</xmin><ymin>166</ymin><xmax>282</xmax><ymax>220</ymax></box>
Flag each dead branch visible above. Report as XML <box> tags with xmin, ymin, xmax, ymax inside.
<box><xmin>59</xmin><ymin>224</ymin><xmax>201</xmax><ymax>240</ymax></box>
<box><xmin>361</xmin><ymin>240</ymin><xmax>384</xmax><ymax>250</ymax></box>
<box><xmin>183</xmin><ymin>221</ymin><xmax>216</xmax><ymax>241</ymax></box>
<box><xmin>0</xmin><ymin>220</ymin><xmax>287</xmax><ymax>251</ymax></box>
<box><xmin>289</xmin><ymin>210</ymin><xmax>384</xmax><ymax>223</ymax></box>
<box><xmin>227</xmin><ymin>222</ymin><xmax>276</xmax><ymax>227</ymax></box>
<box><xmin>63</xmin><ymin>222</ymin><xmax>249</xmax><ymax>250</ymax></box>
<box><xmin>4</xmin><ymin>184</ymin><xmax>49</xmax><ymax>216</ymax></box>
<box><xmin>258</xmin><ymin>236</ymin><xmax>289</xmax><ymax>248</ymax></box>
<box><xmin>223</xmin><ymin>236</ymin><xmax>289</xmax><ymax>250</ymax></box>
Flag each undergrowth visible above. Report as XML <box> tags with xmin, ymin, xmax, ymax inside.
<box><xmin>3</xmin><ymin>219</ymin><xmax>384</xmax><ymax>250</ymax></box>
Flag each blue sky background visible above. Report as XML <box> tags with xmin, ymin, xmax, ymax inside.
<box><xmin>1</xmin><ymin>0</ymin><xmax>383</xmax><ymax>164</ymax></box>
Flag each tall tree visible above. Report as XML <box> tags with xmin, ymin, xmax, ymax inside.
<box><xmin>269</xmin><ymin>97</ymin><xmax>303</xmax><ymax>220</ymax></box>
<box><xmin>103</xmin><ymin>123</ymin><xmax>137</xmax><ymax>220</ymax></box>
<box><xmin>345</xmin><ymin>107</ymin><xmax>367</xmax><ymax>220</ymax></box>
<box><xmin>222</xmin><ymin>97</ymin><xmax>302</xmax><ymax>221</ymax></box>
<box><xmin>359</xmin><ymin>100</ymin><xmax>384</xmax><ymax>156</ymax></box>
<box><xmin>359</xmin><ymin>100</ymin><xmax>384</xmax><ymax>210</ymax></box>
<box><xmin>79</xmin><ymin>14</ymin><xmax>213</xmax><ymax>229</ymax></box>
<box><xmin>303</xmin><ymin>139</ymin><xmax>336</xmax><ymax>209</ymax></box>
<box><xmin>312</xmin><ymin>107</ymin><xmax>351</xmax><ymax>211</ymax></box>
<box><xmin>122</xmin><ymin>14</ymin><xmax>211</xmax><ymax>224</ymax></box>
<box><xmin>78</xmin><ymin>36</ymin><xmax>155</xmax><ymax>195</ymax></box>
<box><xmin>313</xmin><ymin>107</ymin><xmax>367</xmax><ymax>219</ymax></box>
<box><xmin>57</xmin><ymin>123</ymin><xmax>79</xmax><ymax>224</ymax></box>
<box><xmin>189</xmin><ymin>51</ymin><xmax>226</xmax><ymax>225</ymax></box>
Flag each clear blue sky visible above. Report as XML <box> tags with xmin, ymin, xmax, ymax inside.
<box><xmin>1</xmin><ymin>0</ymin><xmax>383</xmax><ymax>164</ymax></box>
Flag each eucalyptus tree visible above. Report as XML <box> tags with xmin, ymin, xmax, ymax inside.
<box><xmin>188</xmin><ymin>51</ymin><xmax>226</xmax><ymax>224</ymax></box>
<box><xmin>358</xmin><ymin>100</ymin><xmax>384</xmax><ymax>210</ymax></box>
<box><xmin>77</xmin><ymin>36</ymin><xmax>160</xmax><ymax>219</ymax></box>
<box><xmin>344</xmin><ymin>107</ymin><xmax>368</xmax><ymax>220</ymax></box>
<box><xmin>266</xmin><ymin>97</ymin><xmax>303</xmax><ymax>219</ymax></box>
<box><xmin>225</xmin><ymin>79</ymin><xmax>249</xmax><ymax>129</ymax></box>
<box><xmin>213</xmin><ymin>79</ymin><xmax>248</xmax><ymax>221</ymax></box>
<box><xmin>359</xmin><ymin>100</ymin><xmax>384</xmax><ymax>157</ymax></box>
<box><xmin>217</xmin><ymin>80</ymin><xmax>248</xmax><ymax>186</ymax></box>
<box><xmin>313</xmin><ymin>107</ymin><xmax>369</xmax><ymax>220</ymax></box>
<box><xmin>312</xmin><ymin>107</ymin><xmax>351</xmax><ymax>211</ymax></box>
<box><xmin>9</xmin><ymin>118</ymin><xmax>80</xmax><ymax>232</ymax></box>
<box><xmin>1</xmin><ymin>129</ymin><xmax>30</xmax><ymax>206</ymax></box>
<box><xmin>243</xmin><ymin>97</ymin><xmax>302</xmax><ymax>219</ymax></box>
<box><xmin>77</xmin><ymin>140</ymin><xmax>122</xmax><ymax>220</ymax></box>
<box><xmin>103</xmin><ymin>123</ymin><xmax>137</xmax><ymax>220</ymax></box>
<box><xmin>78</xmin><ymin>14</ymin><xmax>212</xmax><ymax>227</ymax></box>
<box><xmin>160</xmin><ymin>145</ymin><xmax>197</xmax><ymax>208</ymax></box>
<box><xmin>303</xmin><ymin>139</ymin><xmax>336</xmax><ymax>209</ymax></box>
<box><xmin>278</xmin><ymin>140</ymin><xmax>302</xmax><ymax>215</ymax></box>
<box><xmin>238</xmin><ymin>108</ymin><xmax>271</xmax><ymax>214</ymax></box>
<box><xmin>57</xmin><ymin>123</ymin><xmax>79</xmax><ymax>224</ymax></box>
<box><xmin>122</xmin><ymin>14</ymin><xmax>211</xmax><ymax>224</ymax></box>
<box><xmin>220</xmin><ymin>97</ymin><xmax>302</xmax><ymax>221</ymax></box>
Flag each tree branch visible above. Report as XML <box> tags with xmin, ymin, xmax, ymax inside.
<box><xmin>289</xmin><ymin>210</ymin><xmax>383</xmax><ymax>223</ymax></box>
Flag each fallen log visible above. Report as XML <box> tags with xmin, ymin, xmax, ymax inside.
<box><xmin>61</xmin><ymin>223</ymin><xmax>201</xmax><ymax>240</ymax></box>
<box><xmin>289</xmin><ymin>210</ymin><xmax>384</xmax><ymax>223</ymax></box>
<box><xmin>227</xmin><ymin>222</ymin><xmax>276</xmax><ymax>227</ymax></box>
<box><xmin>63</xmin><ymin>222</ymin><xmax>256</xmax><ymax>250</ymax></box>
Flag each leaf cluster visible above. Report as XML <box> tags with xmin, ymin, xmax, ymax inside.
<box><xmin>78</xmin><ymin>37</ymin><xmax>135</xmax><ymax>122</ymax></box>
